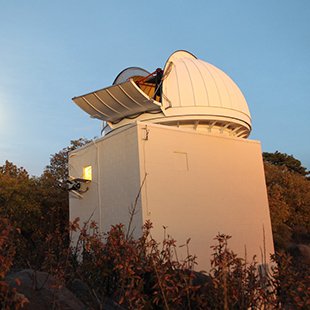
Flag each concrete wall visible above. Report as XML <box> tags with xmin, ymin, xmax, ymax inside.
<box><xmin>137</xmin><ymin>123</ymin><xmax>274</xmax><ymax>270</ymax></box>
<box><xmin>69</xmin><ymin>125</ymin><xmax>143</xmax><ymax>239</ymax></box>
<box><xmin>69</xmin><ymin>122</ymin><xmax>274</xmax><ymax>271</ymax></box>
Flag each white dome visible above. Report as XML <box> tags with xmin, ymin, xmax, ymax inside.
<box><xmin>73</xmin><ymin>50</ymin><xmax>252</xmax><ymax>138</ymax></box>
<box><xmin>160</xmin><ymin>51</ymin><xmax>251</xmax><ymax>137</ymax></box>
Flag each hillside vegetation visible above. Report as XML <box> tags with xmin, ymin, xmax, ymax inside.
<box><xmin>0</xmin><ymin>142</ymin><xmax>309</xmax><ymax>309</ymax></box>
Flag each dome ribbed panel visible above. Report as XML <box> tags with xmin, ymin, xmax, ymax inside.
<box><xmin>205</xmin><ymin>61</ymin><xmax>231</xmax><ymax>108</ymax></box>
<box><xmin>173</xmin><ymin>59</ymin><xmax>194</xmax><ymax>107</ymax></box>
<box><xmin>162</xmin><ymin>52</ymin><xmax>251</xmax><ymax>126</ymax></box>
<box><xmin>182</xmin><ymin>58</ymin><xmax>209</xmax><ymax>107</ymax></box>
<box><xmin>197</xmin><ymin>59</ymin><xmax>223</xmax><ymax>108</ymax></box>
<box><xmin>208</xmin><ymin>63</ymin><xmax>250</xmax><ymax>116</ymax></box>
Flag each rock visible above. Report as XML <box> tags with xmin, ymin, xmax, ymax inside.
<box><xmin>67</xmin><ymin>279</ymin><xmax>93</xmax><ymax>306</ymax></box>
<box><xmin>6</xmin><ymin>269</ymin><xmax>86</xmax><ymax>309</ymax></box>
<box><xmin>68</xmin><ymin>279</ymin><xmax>125</xmax><ymax>309</ymax></box>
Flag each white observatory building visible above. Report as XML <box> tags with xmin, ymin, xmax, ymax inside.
<box><xmin>69</xmin><ymin>50</ymin><xmax>274</xmax><ymax>270</ymax></box>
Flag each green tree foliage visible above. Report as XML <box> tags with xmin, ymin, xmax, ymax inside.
<box><xmin>44</xmin><ymin>138</ymin><xmax>91</xmax><ymax>187</ymax></box>
<box><xmin>0</xmin><ymin>139</ymin><xmax>90</xmax><ymax>268</ymax></box>
<box><xmin>264</xmin><ymin>154</ymin><xmax>310</xmax><ymax>250</ymax></box>
<box><xmin>263</xmin><ymin>151</ymin><xmax>309</xmax><ymax>177</ymax></box>
<box><xmin>0</xmin><ymin>161</ymin><xmax>42</xmax><ymax>235</ymax></box>
<box><xmin>38</xmin><ymin>138</ymin><xmax>90</xmax><ymax>233</ymax></box>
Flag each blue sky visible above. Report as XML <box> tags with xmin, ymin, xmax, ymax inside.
<box><xmin>0</xmin><ymin>1</ymin><xmax>309</xmax><ymax>176</ymax></box>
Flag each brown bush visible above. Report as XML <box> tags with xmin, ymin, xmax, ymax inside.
<box><xmin>0</xmin><ymin>218</ymin><xmax>29</xmax><ymax>309</ymax></box>
<box><xmin>68</xmin><ymin>220</ymin><xmax>309</xmax><ymax>309</ymax></box>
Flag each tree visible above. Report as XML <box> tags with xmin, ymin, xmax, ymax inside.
<box><xmin>44</xmin><ymin>138</ymin><xmax>91</xmax><ymax>187</ymax></box>
<box><xmin>0</xmin><ymin>139</ymin><xmax>91</xmax><ymax>268</ymax></box>
<box><xmin>263</xmin><ymin>151</ymin><xmax>309</xmax><ymax>177</ymax></box>
<box><xmin>0</xmin><ymin>161</ymin><xmax>41</xmax><ymax>234</ymax></box>
<box><xmin>264</xmin><ymin>155</ymin><xmax>310</xmax><ymax>250</ymax></box>
<box><xmin>38</xmin><ymin>138</ymin><xmax>91</xmax><ymax>233</ymax></box>
<box><xmin>0</xmin><ymin>161</ymin><xmax>45</xmax><ymax>267</ymax></box>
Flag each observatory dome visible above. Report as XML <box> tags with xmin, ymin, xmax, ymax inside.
<box><xmin>73</xmin><ymin>50</ymin><xmax>252</xmax><ymax>138</ymax></box>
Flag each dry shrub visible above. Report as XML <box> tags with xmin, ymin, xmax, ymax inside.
<box><xmin>1</xmin><ymin>216</ymin><xmax>308</xmax><ymax>309</ymax></box>
<box><xmin>271</xmin><ymin>251</ymin><xmax>310</xmax><ymax>309</ymax></box>
<box><xmin>0</xmin><ymin>218</ymin><xmax>29</xmax><ymax>309</ymax></box>
<box><xmin>68</xmin><ymin>220</ymin><xmax>309</xmax><ymax>309</ymax></box>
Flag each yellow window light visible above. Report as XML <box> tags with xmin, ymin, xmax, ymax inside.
<box><xmin>83</xmin><ymin>165</ymin><xmax>92</xmax><ymax>181</ymax></box>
